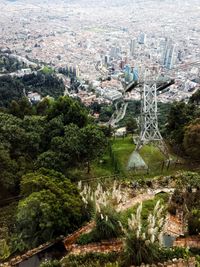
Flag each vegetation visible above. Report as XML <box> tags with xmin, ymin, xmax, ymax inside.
<box><xmin>169</xmin><ymin>171</ymin><xmax>200</xmax><ymax>235</ymax></box>
<box><xmin>61</xmin><ymin>252</ymin><xmax>120</xmax><ymax>267</ymax></box>
<box><xmin>0</xmin><ymin>72</ymin><xmax>64</xmax><ymax>107</ymax></box>
<box><xmin>0</xmin><ymin>54</ymin><xmax>27</xmax><ymax>73</ymax></box>
<box><xmin>0</xmin><ymin>96</ymin><xmax>107</xmax><ymax>255</ymax></box>
<box><xmin>120</xmin><ymin>193</ymin><xmax>169</xmax><ymax>228</ymax></box>
<box><xmin>14</xmin><ymin>169</ymin><xmax>86</xmax><ymax>250</ymax></box>
<box><xmin>0</xmin><ymin>55</ymin><xmax>200</xmax><ymax>266</ymax></box>
<box><xmin>164</xmin><ymin>100</ymin><xmax>200</xmax><ymax>156</ymax></box>
<box><xmin>183</xmin><ymin>118</ymin><xmax>200</xmax><ymax>160</ymax></box>
<box><xmin>40</xmin><ymin>259</ymin><xmax>61</xmax><ymax>267</ymax></box>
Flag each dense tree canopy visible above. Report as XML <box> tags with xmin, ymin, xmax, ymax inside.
<box><xmin>0</xmin><ymin>72</ymin><xmax>64</xmax><ymax>107</ymax></box>
<box><xmin>15</xmin><ymin>168</ymin><xmax>85</xmax><ymax>249</ymax></box>
<box><xmin>183</xmin><ymin>119</ymin><xmax>200</xmax><ymax>160</ymax></box>
<box><xmin>164</xmin><ymin>100</ymin><xmax>200</xmax><ymax>156</ymax></box>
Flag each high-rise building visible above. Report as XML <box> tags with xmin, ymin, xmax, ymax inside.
<box><xmin>138</xmin><ymin>32</ymin><xmax>146</xmax><ymax>45</ymax></box>
<box><xmin>110</xmin><ymin>46</ymin><xmax>120</xmax><ymax>59</ymax></box>
<box><xmin>130</xmin><ymin>39</ymin><xmax>136</xmax><ymax>57</ymax></box>
<box><xmin>124</xmin><ymin>65</ymin><xmax>131</xmax><ymax>82</ymax></box>
<box><xmin>105</xmin><ymin>55</ymin><xmax>110</xmax><ymax>65</ymax></box>
<box><xmin>162</xmin><ymin>38</ymin><xmax>176</xmax><ymax>69</ymax></box>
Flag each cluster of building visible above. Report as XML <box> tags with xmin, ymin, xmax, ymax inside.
<box><xmin>0</xmin><ymin>0</ymin><xmax>199</xmax><ymax>104</ymax></box>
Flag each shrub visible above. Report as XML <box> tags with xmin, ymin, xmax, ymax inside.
<box><xmin>188</xmin><ymin>209</ymin><xmax>200</xmax><ymax>235</ymax></box>
<box><xmin>93</xmin><ymin>206</ymin><xmax>122</xmax><ymax>241</ymax></box>
<box><xmin>40</xmin><ymin>259</ymin><xmax>61</xmax><ymax>267</ymax></box>
<box><xmin>61</xmin><ymin>252</ymin><xmax>120</xmax><ymax>267</ymax></box>
<box><xmin>167</xmin><ymin>203</ymin><xmax>177</xmax><ymax>215</ymax></box>
<box><xmin>121</xmin><ymin>201</ymin><xmax>165</xmax><ymax>266</ymax></box>
<box><xmin>76</xmin><ymin>232</ymin><xmax>95</xmax><ymax>245</ymax></box>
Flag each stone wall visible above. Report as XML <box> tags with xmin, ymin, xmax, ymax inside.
<box><xmin>68</xmin><ymin>239</ymin><xmax>123</xmax><ymax>255</ymax></box>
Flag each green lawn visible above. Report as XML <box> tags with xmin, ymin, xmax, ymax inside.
<box><xmin>140</xmin><ymin>145</ymin><xmax>166</xmax><ymax>169</ymax></box>
<box><xmin>111</xmin><ymin>136</ymin><xmax>135</xmax><ymax>169</ymax></box>
<box><xmin>111</xmin><ymin>136</ymin><xmax>167</xmax><ymax>173</ymax></box>
<box><xmin>110</xmin><ymin>136</ymin><xmax>188</xmax><ymax>177</ymax></box>
<box><xmin>69</xmin><ymin>136</ymin><xmax>188</xmax><ymax>182</ymax></box>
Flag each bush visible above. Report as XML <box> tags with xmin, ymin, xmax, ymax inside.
<box><xmin>188</xmin><ymin>209</ymin><xmax>200</xmax><ymax>235</ymax></box>
<box><xmin>93</xmin><ymin>207</ymin><xmax>122</xmax><ymax>241</ymax></box>
<box><xmin>167</xmin><ymin>203</ymin><xmax>177</xmax><ymax>215</ymax></box>
<box><xmin>76</xmin><ymin>232</ymin><xmax>95</xmax><ymax>245</ymax></box>
<box><xmin>121</xmin><ymin>234</ymin><xmax>161</xmax><ymax>266</ymax></box>
<box><xmin>61</xmin><ymin>252</ymin><xmax>120</xmax><ymax>267</ymax></box>
<box><xmin>77</xmin><ymin>207</ymin><xmax>122</xmax><ymax>245</ymax></box>
<box><xmin>40</xmin><ymin>259</ymin><xmax>61</xmax><ymax>267</ymax></box>
<box><xmin>159</xmin><ymin>247</ymin><xmax>190</xmax><ymax>261</ymax></box>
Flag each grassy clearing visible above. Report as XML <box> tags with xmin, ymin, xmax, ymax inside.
<box><xmin>110</xmin><ymin>136</ymin><xmax>189</xmax><ymax>178</ymax></box>
<box><xmin>111</xmin><ymin>136</ymin><xmax>166</xmax><ymax>173</ymax></box>
<box><xmin>111</xmin><ymin>136</ymin><xmax>135</xmax><ymax>170</ymax></box>
<box><xmin>140</xmin><ymin>145</ymin><xmax>165</xmax><ymax>168</ymax></box>
<box><xmin>69</xmin><ymin>136</ymin><xmax>188</xmax><ymax>183</ymax></box>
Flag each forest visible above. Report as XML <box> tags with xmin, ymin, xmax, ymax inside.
<box><xmin>0</xmin><ymin>72</ymin><xmax>65</xmax><ymax>107</ymax></box>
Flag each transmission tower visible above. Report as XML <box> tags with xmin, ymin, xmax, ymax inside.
<box><xmin>135</xmin><ymin>82</ymin><xmax>167</xmax><ymax>154</ymax></box>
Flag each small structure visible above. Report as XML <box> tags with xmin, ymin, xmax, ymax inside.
<box><xmin>115</xmin><ymin>127</ymin><xmax>126</xmax><ymax>137</ymax></box>
<box><xmin>27</xmin><ymin>92</ymin><xmax>41</xmax><ymax>103</ymax></box>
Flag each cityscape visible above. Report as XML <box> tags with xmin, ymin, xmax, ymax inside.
<box><xmin>0</xmin><ymin>0</ymin><xmax>200</xmax><ymax>104</ymax></box>
<box><xmin>1</xmin><ymin>1</ymin><xmax>200</xmax><ymax>266</ymax></box>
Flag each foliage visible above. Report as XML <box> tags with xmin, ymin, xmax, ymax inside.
<box><xmin>40</xmin><ymin>259</ymin><xmax>61</xmax><ymax>267</ymax></box>
<box><xmin>88</xmin><ymin>206</ymin><xmax>122</xmax><ymax>243</ymax></box>
<box><xmin>159</xmin><ymin>247</ymin><xmax>190</xmax><ymax>262</ymax></box>
<box><xmin>125</xmin><ymin>118</ymin><xmax>138</xmax><ymax>133</ymax></box>
<box><xmin>175</xmin><ymin>171</ymin><xmax>200</xmax><ymax>190</ymax></box>
<box><xmin>76</xmin><ymin>232</ymin><xmax>95</xmax><ymax>245</ymax></box>
<box><xmin>188</xmin><ymin>209</ymin><xmax>200</xmax><ymax>235</ymax></box>
<box><xmin>121</xmin><ymin>201</ymin><xmax>165</xmax><ymax>266</ymax></box>
<box><xmin>61</xmin><ymin>252</ymin><xmax>120</xmax><ymax>267</ymax></box>
<box><xmin>164</xmin><ymin>100</ymin><xmax>200</xmax><ymax>157</ymax></box>
<box><xmin>15</xmin><ymin>170</ymin><xmax>86</xmax><ymax>250</ymax></box>
<box><xmin>47</xmin><ymin>96</ymin><xmax>88</xmax><ymax>128</ymax></box>
<box><xmin>97</xmin><ymin>104</ymin><xmax>114</xmax><ymax>122</ymax></box>
<box><xmin>80</xmin><ymin>124</ymin><xmax>107</xmax><ymax>173</ymax></box>
<box><xmin>0</xmin><ymin>72</ymin><xmax>64</xmax><ymax>107</ymax></box>
<box><xmin>79</xmin><ymin>182</ymin><xmax>127</xmax><ymax>242</ymax></box>
<box><xmin>0</xmin><ymin>239</ymin><xmax>10</xmax><ymax>260</ymax></box>
<box><xmin>0</xmin><ymin>54</ymin><xmax>26</xmax><ymax>73</ymax></box>
<box><xmin>0</xmin><ymin>144</ymin><xmax>18</xmax><ymax>192</ymax></box>
<box><xmin>165</xmin><ymin>101</ymin><xmax>196</xmax><ymax>145</ymax></box>
<box><xmin>40</xmin><ymin>66</ymin><xmax>54</xmax><ymax>75</ymax></box>
<box><xmin>183</xmin><ymin>118</ymin><xmax>200</xmax><ymax>160</ymax></box>
<box><xmin>121</xmin><ymin>234</ymin><xmax>161</xmax><ymax>266</ymax></box>
<box><xmin>189</xmin><ymin>89</ymin><xmax>200</xmax><ymax>105</ymax></box>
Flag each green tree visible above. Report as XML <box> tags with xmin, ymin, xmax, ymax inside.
<box><xmin>47</xmin><ymin>96</ymin><xmax>88</xmax><ymax>128</ymax></box>
<box><xmin>125</xmin><ymin>118</ymin><xmax>138</xmax><ymax>133</ymax></box>
<box><xmin>8</xmin><ymin>97</ymin><xmax>34</xmax><ymax>118</ymax></box>
<box><xmin>165</xmin><ymin>102</ymin><xmax>196</xmax><ymax>147</ymax></box>
<box><xmin>0</xmin><ymin>145</ymin><xmax>18</xmax><ymax>192</ymax></box>
<box><xmin>36</xmin><ymin>97</ymin><xmax>51</xmax><ymax>115</ymax></box>
<box><xmin>80</xmin><ymin>125</ymin><xmax>107</xmax><ymax>173</ymax></box>
<box><xmin>189</xmin><ymin>89</ymin><xmax>200</xmax><ymax>105</ymax></box>
<box><xmin>183</xmin><ymin>119</ymin><xmax>200</xmax><ymax>160</ymax></box>
<box><xmin>16</xmin><ymin>169</ymin><xmax>85</xmax><ymax>249</ymax></box>
<box><xmin>188</xmin><ymin>209</ymin><xmax>200</xmax><ymax>235</ymax></box>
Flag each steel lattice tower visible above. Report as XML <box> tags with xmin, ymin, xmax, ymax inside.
<box><xmin>135</xmin><ymin>82</ymin><xmax>167</xmax><ymax>155</ymax></box>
